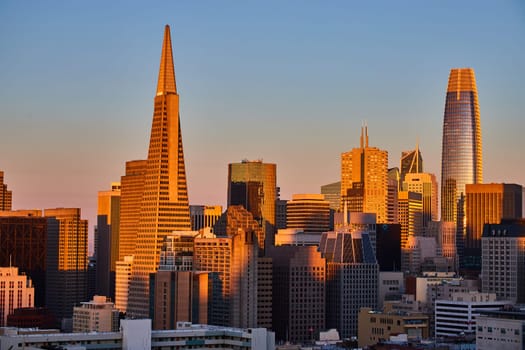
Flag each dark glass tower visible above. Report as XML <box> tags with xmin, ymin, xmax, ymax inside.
<box><xmin>227</xmin><ymin>160</ymin><xmax>276</xmax><ymax>250</ymax></box>
<box><xmin>440</xmin><ymin>68</ymin><xmax>483</xmax><ymax>270</ymax></box>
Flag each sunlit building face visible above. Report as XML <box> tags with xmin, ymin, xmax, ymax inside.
<box><xmin>441</xmin><ymin>68</ymin><xmax>483</xmax><ymax>223</ymax></box>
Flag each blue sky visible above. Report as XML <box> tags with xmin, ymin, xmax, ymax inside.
<box><xmin>1</xmin><ymin>1</ymin><xmax>524</xmax><ymax>245</ymax></box>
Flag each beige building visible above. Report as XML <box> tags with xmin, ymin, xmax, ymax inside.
<box><xmin>403</xmin><ymin>172</ymin><xmax>438</xmax><ymax>228</ymax></box>
<box><xmin>286</xmin><ymin>194</ymin><xmax>330</xmax><ymax>233</ymax></box>
<box><xmin>190</xmin><ymin>205</ymin><xmax>223</xmax><ymax>231</ymax></box>
<box><xmin>72</xmin><ymin>295</ymin><xmax>119</xmax><ymax>332</ymax></box>
<box><xmin>0</xmin><ymin>171</ymin><xmax>12</xmax><ymax>211</ymax></box>
<box><xmin>341</xmin><ymin>126</ymin><xmax>388</xmax><ymax>223</ymax></box>
<box><xmin>118</xmin><ymin>159</ymin><xmax>146</xmax><ymax>260</ymax></box>
<box><xmin>426</xmin><ymin>221</ymin><xmax>457</xmax><ymax>269</ymax></box>
<box><xmin>194</xmin><ymin>206</ymin><xmax>261</xmax><ymax>328</ymax></box>
<box><xmin>128</xmin><ymin>25</ymin><xmax>192</xmax><ymax>318</ymax></box>
<box><xmin>358</xmin><ymin>307</ymin><xmax>429</xmax><ymax>348</ymax></box>
<box><xmin>114</xmin><ymin>255</ymin><xmax>133</xmax><ymax>313</ymax></box>
<box><xmin>0</xmin><ymin>267</ymin><xmax>34</xmax><ymax>326</ymax></box>
<box><xmin>476</xmin><ymin>308</ymin><xmax>525</xmax><ymax>350</ymax></box>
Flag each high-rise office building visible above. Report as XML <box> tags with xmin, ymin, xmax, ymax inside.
<box><xmin>403</xmin><ymin>173</ymin><xmax>438</xmax><ymax>229</ymax></box>
<box><xmin>275</xmin><ymin>199</ymin><xmax>287</xmax><ymax>230</ymax></box>
<box><xmin>196</xmin><ymin>206</ymin><xmax>261</xmax><ymax>328</ymax></box>
<box><xmin>482</xmin><ymin>220</ymin><xmax>525</xmax><ymax>303</ymax></box>
<box><xmin>376</xmin><ymin>223</ymin><xmax>402</xmax><ymax>271</ymax></box>
<box><xmin>118</xmin><ymin>160</ymin><xmax>146</xmax><ymax>260</ymax></box>
<box><xmin>341</xmin><ymin>126</ymin><xmax>388</xmax><ymax>223</ymax></box>
<box><xmin>268</xmin><ymin>245</ymin><xmax>325</xmax><ymax>343</ymax></box>
<box><xmin>44</xmin><ymin>208</ymin><xmax>88</xmax><ymax>325</ymax></box>
<box><xmin>320</xmin><ymin>226</ymin><xmax>379</xmax><ymax>339</ymax></box>
<box><xmin>440</xmin><ymin>68</ymin><xmax>483</xmax><ymax>267</ymax></box>
<box><xmin>321</xmin><ymin>181</ymin><xmax>341</xmax><ymax>212</ymax></box>
<box><xmin>228</xmin><ymin>160</ymin><xmax>276</xmax><ymax>249</ymax></box>
<box><xmin>114</xmin><ymin>255</ymin><xmax>133</xmax><ymax>313</ymax></box>
<box><xmin>96</xmin><ymin>182</ymin><xmax>121</xmax><ymax>299</ymax></box>
<box><xmin>426</xmin><ymin>221</ymin><xmax>457</xmax><ymax>269</ymax></box>
<box><xmin>0</xmin><ymin>211</ymin><xmax>47</xmax><ymax>306</ymax></box>
<box><xmin>466</xmin><ymin>183</ymin><xmax>522</xmax><ymax>272</ymax></box>
<box><xmin>398</xmin><ymin>191</ymin><xmax>423</xmax><ymax>272</ymax></box>
<box><xmin>286</xmin><ymin>194</ymin><xmax>330</xmax><ymax>233</ymax></box>
<box><xmin>0</xmin><ymin>171</ymin><xmax>12</xmax><ymax>211</ymax></box>
<box><xmin>0</xmin><ymin>267</ymin><xmax>35</xmax><ymax>327</ymax></box>
<box><xmin>150</xmin><ymin>230</ymin><xmax>212</xmax><ymax>328</ymax></box>
<box><xmin>400</xmin><ymin>146</ymin><xmax>423</xmax><ymax>185</ymax></box>
<box><xmin>387</xmin><ymin>168</ymin><xmax>400</xmax><ymax>224</ymax></box>
<box><xmin>190</xmin><ymin>205</ymin><xmax>222</xmax><ymax>231</ymax></box>
<box><xmin>398</xmin><ymin>192</ymin><xmax>423</xmax><ymax>246</ymax></box>
<box><xmin>128</xmin><ymin>25</ymin><xmax>192</xmax><ymax>318</ymax></box>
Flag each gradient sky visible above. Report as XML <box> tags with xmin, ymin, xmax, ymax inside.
<box><xmin>1</xmin><ymin>1</ymin><xmax>524</xmax><ymax>251</ymax></box>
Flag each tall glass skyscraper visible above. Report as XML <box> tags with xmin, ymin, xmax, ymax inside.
<box><xmin>440</xmin><ymin>68</ymin><xmax>483</xmax><ymax>269</ymax></box>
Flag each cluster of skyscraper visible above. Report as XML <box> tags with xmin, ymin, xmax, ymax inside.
<box><xmin>0</xmin><ymin>25</ymin><xmax>524</xmax><ymax>348</ymax></box>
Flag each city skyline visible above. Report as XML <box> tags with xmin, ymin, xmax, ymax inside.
<box><xmin>1</xmin><ymin>1</ymin><xmax>524</xmax><ymax>246</ymax></box>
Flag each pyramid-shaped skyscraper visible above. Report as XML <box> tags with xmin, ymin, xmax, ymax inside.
<box><xmin>127</xmin><ymin>25</ymin><xmax>192</xmax><ymax>317</ymax></box>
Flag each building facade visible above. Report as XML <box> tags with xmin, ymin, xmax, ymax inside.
<box><xmin>267</xmin><ymin>245</ymin><xmax>325</xmax><ymax>343</ymax></box>
<box><xmin>0</xmin><ymin>320</ymin><xmax>275</xmax><ymax>350</ymax></box>
<box><xmin>195</xmin><ymin>206</ymin><xmax>261</xmax><ymax>328</ymax></box>
<box><xmin>341</xmin><ymin>126</ymin><xmax>388</xmax><ymax>223</ymax></box>
<box><xmin>118</xmin><ymin>159</ymin><xmax>147</xmax><ymax>260</ymax></box>
<box><xmin>481</xmin><ymin>220</ymin><xmax>525</xmax><ymax>303</ymax></box>
<box><xmin>403</xmin><ymin>172</ymin><xmax>438</xmax><ymax>229</ymax></box>
<box><xmin>72</xmin><ymin>295</ymin><xmax>119</xmax><ymax>333</ymax></box>
<box><xmin>321</xmin><ymin>181</ymin><xmax>341</xmax><ymax>212</ymax></box>
<box><xmin>128</xmin><ymin>25</ymin><xmax>192</xmax><ymax>318</ymax></box>
<box><xmin>0</xmin><ymin>211</ymin><xmax>47</xmax><ymax>306</ymax></box>
<box><xmin>286</xmin><ymin>194</ymin><xmax>330</xmax><ymax>234</ymax></box>
<box><xmin>476</xmin><ymin>308</ymin><xmax>525</xmax><ymax>350</ymax></box>
<box><xmin>358</xmin><ymin>308</ymin><xmax>429</xmax><ymax>348</ymax></box>
<box><xmin>400</xmin><ymin>147</ymin><xmax>423</xmax><ymax>185</ymax></box>
<box><xmin>320</xmin><ymin>227</ymin><xmax>379</xmax><ymax>339</ymax></box>
<box><xmin>44</xmin><ymin>208</ymin><xmax>88</xmax><ymax>325</ymax></box>
<box><xmin>0</xmin><ymin>171</ymin><xmax>12</xmax><ymax>211</ymax></box>
<box><xmin>440</xmin><ymin>68</ymin><xmax>483</xmax><ymax>269</ymax></box>
<box><xmin>0</xmin><ymin>267</ymin><xmax>34</xmax><ymax>327</ymax></box>
<box><xmin>465</xmin><ymin>183</ymin><xmax>522</xmax><ymax>272</ymax></box>
<box><xmin>434</xmin><ymin>293</ymin><xmax>507</xmax><ymax>338</ymax></box>
<box><xmin>96</xmin><ymin>182</ymin><xmax>121</xmax><ymax>299</ymax></box>
<box><xmin>228</xmin><ymin>160</ymin><xmax>276</xmax><ymax>250</ymax></box>
<box><xmin>114</xmin><ymin>255</ymin><xmax>133</xmax><ymax>313</ymax></box>
<box><xmin>190</xmin><ymin>205</ymin><xmax>222</xmax><ymax>231</ymax></box>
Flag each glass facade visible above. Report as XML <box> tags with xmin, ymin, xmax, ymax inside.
<box><xmin>441</xmin><ymin>68</ymin><xmax>483</xmax><ymax>269</ymax></box>
<box><xmin>227</xmin><ymin>160</ymin><xmax>276</xmax><ymax>249</ymax></box>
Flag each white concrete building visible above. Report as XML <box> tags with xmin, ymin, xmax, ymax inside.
<box><xmin>434</xmin><ymin>292</ymin><xmax>508</xmax><ymax>337</ymax></box>
<box><xmin>476</xmin><ymin>308</ymin><xmax>525</xmax><ymax>350</ymax></box>
<box><xmin>72</xmin><ymin>295</ymin><xmax>119</xmax><ymax>332</ymax></box>
<box><xmin>0</xmin><ymin>320</ymin><xmax>275</xmax><ymax>350</ymax></box>
<box><xmin>0</xmin><ymin>267</ymin><xmax>34</xmax><ymax>326</ymax></box>
<box><xmin>378</xmin><ymin>271</ymin><xmax>404</xmax><ymax>309</ymax></box>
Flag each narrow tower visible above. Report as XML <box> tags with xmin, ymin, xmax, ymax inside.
<box><xmin>128</xmin><ymin>25</ymin><xmax>191</xmax><ymax>317</ymax></box>
<box><xmin>440</xmin><ymin>68</ymin><xmax>483</xmax><ymax>269</ymax></box>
